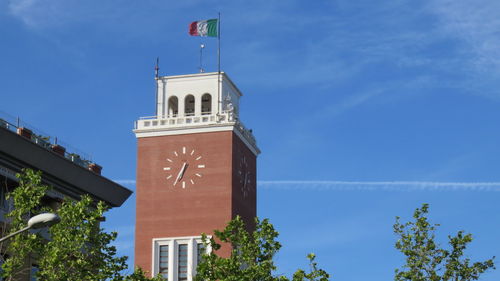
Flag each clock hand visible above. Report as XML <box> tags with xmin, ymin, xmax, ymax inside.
<box><xmin>179</xmin><ymin>162</ymin><xmax>188</xmax><ymax>179</ymax></box>
<box><xmin>174</xmin><ymin>162</ymin><xmax>188</xmax><ymax>186</ymax></box>
<box><xmin>243</xmin><ymin>172</ymin><xmax>248</xmax><ymax>190</ymax></box>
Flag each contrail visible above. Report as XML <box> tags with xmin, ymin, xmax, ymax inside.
<box><xmin>113</xmin><ymin>179</ymin><xmax>500</xmax><ymax>192</ymax></box>
<box><xmin>258</xmin><ymin>181</ymin><xmax>500</xmax><ymax>192</ymax></box>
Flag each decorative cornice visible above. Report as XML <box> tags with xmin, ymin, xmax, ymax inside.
<box><xmin>134</xmin><ymin>124</ymin><xmax>260</xmax><ymax>156</ymax></box>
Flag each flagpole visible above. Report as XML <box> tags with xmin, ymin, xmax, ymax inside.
<box><xmin>217</xmin><ymin>12</ymin><xmax>221</xmax><ymax>117</ymax></box>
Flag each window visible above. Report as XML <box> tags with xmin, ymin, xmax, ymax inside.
<box><xmin>178</xmin><ymin>244</ymin><xmax>188</xmax><ymax>281</ymax></box>
<box><xmin>168</xmin><ymin>96</ymin><xmax>179</xmax><ymax>117</ymax></box>
<box><xmin>197</xmin><ymin>243</ymin><xmax>205</xmax><ymax>264</ymax></box>
<box><xmin>184</xmin><ymin>95</ymin><xmax>195</xmax><ymax>116</ymax></box>
<box><xmin>159</xmin><ymin>245</ymin><xmax>169</xmax><ymax>279</ymax></box>
<box><xmin>201</xmin><ymin>94</ymin><xmax>212</xmax><ymax>115</ymax></box>
<box><xmin>152</xmin><ymin>236</ymin><xmax>209</xmax><ymax>281</ymax></box>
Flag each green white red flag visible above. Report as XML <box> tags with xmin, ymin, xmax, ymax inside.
<box><xmin>189</xmin><ymin>19</ymin><xmax>218</xmax><ymax>37</ymax></box>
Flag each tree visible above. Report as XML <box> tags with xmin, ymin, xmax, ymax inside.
<box><xmin>292</xmin><ymin>254</ymin><xmax>330</xmax><ymax>281</ymax></box>
<box><xmin>394</xmin><ymin>203</ymin><xmax>495</xmax><ymax>281</ymax></box>
<box><xmin>124</xmin><ymin>267</ymin><xmax>164</xmax><ymax>281</ymax></box>
<box><xmin>195</xmin><ymin>216</ymin><xmax>330</xmax><ymax>281</ymax></box>
<box><xmin>1</xmin><ymin>169</ymin><xmax>161</xmax><ymax>281</ymax></box>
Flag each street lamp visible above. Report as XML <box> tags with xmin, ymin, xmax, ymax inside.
<box><xmin>0</xmin><ymin>213</ymin><xmax>60</xmax><ymax>243</ymax></box>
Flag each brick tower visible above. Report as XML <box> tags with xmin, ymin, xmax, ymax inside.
<box><xmin>134</xmin><ymin>72</ymin><xmax>259</xmax><ymax>280</ymax></box>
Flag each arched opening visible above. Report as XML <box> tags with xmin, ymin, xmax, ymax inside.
<box><xmin>201</xmin><ymin>93</ymin><xmax>212</xmax><ymax>115</ymax></box>
<box><xmin>184</xmin><ymin>95</ymin><xmax>195</xmax><ymax>116</ymax></box>
<box><xmin>168</xmin><ymin>96</ymin><xmax>178</xmax><ymax>117</ymax></box>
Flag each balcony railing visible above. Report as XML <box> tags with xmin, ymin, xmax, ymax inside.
<box><xmin>137</xmin><ymin>114</ymin><xmax>216</xmax><ymax>128</ymax></box>
<box><xmin>135</xmin><ymin>111</ymin><xmax>258</xmax><ymax>148</ymax></box>
<box><xmin>0</xmin><ymin>112</ymin><xmax>100</xmax><ymax>173</ymax></box>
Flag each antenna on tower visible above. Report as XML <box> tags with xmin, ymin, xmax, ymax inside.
<box><xmin>155</xmin><ymin>57</ymin><xmax>160</xmax><ymax>79</ymax></box>
<box><xmin>155</xmin><ymin>57</ymin><xmax>160</xmax><ymax>117</ymax></box>
<box><xmin>199</xmin><ymin>43</ymin><xmax>205</xmax><ymax>73</ymax></box>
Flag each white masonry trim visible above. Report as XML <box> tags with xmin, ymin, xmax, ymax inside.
<box><xmin>151</xmin><ymin>235</ymin><xmax>212</xmax><ymax>281</ymax></box>
<box><xmin>134</xmin><ymin>125</ymin><xmax>260</xmax><ymax>156</ymax></box>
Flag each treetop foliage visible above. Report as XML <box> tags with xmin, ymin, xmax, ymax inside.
<box><xmin>195</xmin><ymin>216</ymin><xmax>330</xmax><ymax>281</ymax></box>
<box><xmin>6</xmin><ymin>170</ymin><xmax>494</xmax><ymax>281</ymax></box>
<box><xmin>394</xmin><ymin>203</ymin><xmax>495</xmax><ymax>281</ymax></box>
<box><xmin>1</xmin><ymin>169</ymin><xmax>161</xmax><ymax>281</ymax></box>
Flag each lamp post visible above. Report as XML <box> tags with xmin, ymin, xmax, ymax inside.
<box><xmin>0</xmin><ymin>213</ymin><xmax>60</xmax><ymax>243</ymax></box>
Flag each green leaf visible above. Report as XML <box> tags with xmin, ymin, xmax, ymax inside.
<box><xmin>394</xmin><ymin>203</ymin><xmax>495</xmax><ymax>281</ymax></box>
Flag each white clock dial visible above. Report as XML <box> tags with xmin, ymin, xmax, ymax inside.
<box><xmin>162</xmin><ymin>146</ymin><xmax>205</xmax><ymax>188</ymax></box>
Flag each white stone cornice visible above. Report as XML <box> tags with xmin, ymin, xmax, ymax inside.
<box><xmin>134</xmin><ymin>123</ymin><xmax>260</xmax><ymax>156</ymax></box>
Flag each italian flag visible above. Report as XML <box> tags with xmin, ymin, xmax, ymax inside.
<box><xmin>189</xmin><ymin>19</ymin><xmax>218</xmax><ymax>37</ymax></box>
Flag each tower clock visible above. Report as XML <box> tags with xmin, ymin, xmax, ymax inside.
<box><xmin>134</xmin><ymin>72</ymin><xmax>260</xmax><ymax>281</ymax></box>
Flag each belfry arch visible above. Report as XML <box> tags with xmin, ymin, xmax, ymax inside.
<box><xmin>201</xmin><ymin>93</ymin><xmax>212</xmax><ymax>115</ymax></box>
<box><xmin>167</xmin><ymin>96</ymin><xmax>178</xmax><ymax>117</ymax></box>
<box><xmin>184</xmin><ymin>95</ymin><xmax>195</xmax><ymax>116</ymax></box>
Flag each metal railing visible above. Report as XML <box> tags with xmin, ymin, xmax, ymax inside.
<box><xmin>0</xmin><ymin>111</ymin><xmax>95</xmax><ymax>170</ymax></box>
<box><xmin>135</xmin><ymin>111</ymin><xmax>258</xmax><ymax>148</ymax></box>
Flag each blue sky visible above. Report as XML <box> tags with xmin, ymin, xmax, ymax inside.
<box><xmin>2</xmin><ymin>0</ymin><xmax>500</xmax><ymax>279</ymax></box>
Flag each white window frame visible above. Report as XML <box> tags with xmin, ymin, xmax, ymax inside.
<box><xmin>152</xmin><ymin>236</ymin><xmax>211</xmax><ymax>281</ymax></box>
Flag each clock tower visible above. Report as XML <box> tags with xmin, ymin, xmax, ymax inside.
<box><xmin>133</xmin><ymin>72</ymin><xmax>260</xmax><ymax>280</ymax></box>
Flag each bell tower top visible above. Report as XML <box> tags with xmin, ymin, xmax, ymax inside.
<box><xmin>155</xmin><ymin>72</ymin><xmax>240</xmax><ymax>119</ymax></box>
<box><xmin>134</xmin><ymin>72</ymin><xmax>259</xmax><ymax>155</ymax></box>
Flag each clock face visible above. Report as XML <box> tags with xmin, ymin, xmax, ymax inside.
<box><xmin>162</xmin><ymin>146</ymin><xmax>205</xmax><ymax>188</ymax></box>
<box><xmin>238</xmin><ymin>155</ymin><xmax>252</xmax><ymax>197</ymax></box>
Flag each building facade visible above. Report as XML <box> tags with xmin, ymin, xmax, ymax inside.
<box><xmin>134</xmin><ymin>72</ymin><xmax>259</xmax><ymax>280</ymax></box>
<box><xmin>0</xmin><ymin>115</ymin><xmax>132</xmax><ymax>280</ymax></box>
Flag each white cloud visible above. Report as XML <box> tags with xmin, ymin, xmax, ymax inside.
<box><xmin>6</xmin><ymin>0</ymin><xmax>189</xmax><ymax>30</ymax></box>
<box><xmin>428</xmin><ymin>0</ymin><xmax>500</xmax><ymax>97</ymax></box>
<box><xmin>309</xmin><ymin>75</ymin><xmax>435</xmax><ymax>121</ymax></box>
<box><xmin>10</xmin><ymin>0</ymin><xmax>499</xmax><ymax>100</ymax></box>
<box><xmin>316</xmin><ymin>87</ymin><xmax>384</xmax><ymax>118</ymax></box>
<box><xmin>8</xmin><ymin>0</ymin><xmax>59</xmax><ymax>28</ymax></box>
<box><xmin>430</xmin><ymin>0</ymin><xmax>500</xmax><ymax>67</ymax></box>
<box><xmin>9</xmin><ymin>0</ymin><xmax>36</xmax><ymax>14</ymax></box>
